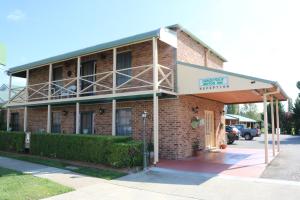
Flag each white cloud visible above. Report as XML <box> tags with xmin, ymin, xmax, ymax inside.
<box><xmin>7</xmin><ymin>9</ymin><xmax>26</xmax><ymax>22</ymax></box>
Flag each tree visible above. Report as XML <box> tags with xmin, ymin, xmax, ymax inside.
<box><xmin>266</xmin><ymin>101</ymin><xmax>292</xmax><ymax>134</ymax></box>
<box><xmin>226</xmin><ymin>105</ymin><xmax>239</xmax><ymax>114</ymax></box>
<box><xmin>293</xmin><ymin>98</ymin><xmax>300</xmax><ymax>134</ymax></box>
<box><xmin>239</xmin><ymin>104</ymin><xmax>260</xmax><ymax>121</ymax></box>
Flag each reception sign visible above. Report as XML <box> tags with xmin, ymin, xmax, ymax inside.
<box><xmin>199</xmin><ymin>76</ymin><xmax>229</xmax><ymax>90</ymax></box>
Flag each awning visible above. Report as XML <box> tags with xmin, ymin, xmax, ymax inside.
<box><xmin>177</xmin><ymin>61</ymin><xmax>288</xmax><ymax>104</ymax></box>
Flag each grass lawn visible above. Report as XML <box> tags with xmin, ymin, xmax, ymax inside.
<box><xmin>0</xmin><ymin>151</ymin><xmax>127</xmax><ymax>180</ymax></box>
<box><xmin>0</xmin><ymin>166</ymin><xmax>72</xmax><ymax>200</ymax></box>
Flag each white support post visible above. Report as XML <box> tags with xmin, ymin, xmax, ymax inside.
<box><xmin>24</xmin><ymin>69</ymin><xmax>29</xmax><ymax>132</ymax></box>
<box><xmin>6</xmin><ymin>108</ymin><xmax>10</xmax><ymax>131</ymax></box>
<box><xmin>263</xmin><ymin>94</ymin><xmax>269</xmax><ymax>164</ymax></box>
<box><xmin>271</xmin><ymin>96</ymin><xmax>275</xmax><ymax>156</ymax></box>
<box><xmin>77</xmin><ymin>57</ymin><xmax>81</xmax><ymax>98</ymax></box>
<box><xmin>153</xmin><ymin>94</ymin><xmax>159</xmax><ymax>164</ymax></box>
<box><xmin>152</xmin><ymin>37</ymin><xmax>159</xmax><ymax>164</ymax></box>
<box><xmin>113</xmin><ymin>48</ymin><xmax>117</xmax><ymax>94</ymax></box>
<box><xmin>7</xmin><ymin>74</ymin><xmax>12</xmax><ymax>131</ymax></box>
<box><xmin>276</xmin><ymin>99</ymin><xmax>280</xmax><ymax>152</ymax></box>
<box><xmin>76</xmin><ymin>102</ymin><xmax>80</xmax><ymax>134</ymax></box>
<box><xmin>112</xmin><ymin>48</ymin><xmax>117</xmax><ymax>136</ymax></box>
<box><xmin>48</xmin><ymin>64</ymin><xmax>52</xmax><ymax>100</ymax></box>
<box><xmin>112</xmin><ymin>100</ymin><xmax>116</xmax><ymax>136</ymax></box>
<box><xmin>47</xmin><ymin>104</ymin><xmax>51</xmax><ymax>133</ymax></box>
<box><xmin>24</xmin><ymin>106</ymin><xmax>28</xmax><ymax>132</ymax></box>
<box><xmin>153</xmin><ymin>37</ymin><xmax>158</xmax><ymax>91</ymax></box>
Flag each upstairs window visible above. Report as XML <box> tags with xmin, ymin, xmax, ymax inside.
<box><xmin>117</xmin><ymin>51</ymin><xmax>132</xmax><ymax>86</ymax></box>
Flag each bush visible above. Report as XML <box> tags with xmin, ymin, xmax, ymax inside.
<box><xmin>108</xmin><ymin>141</ymin><xmax>143</xmax><ymax>168</ymax></box>
<box><xmin>0</xmin><ymin>131</ymin><xmax>25</xmax><ymax>152</ymax></box>
<box><xmin>30</xmin><ymin>133</ymin><xmax>140</xmax><ymax>167</ymax></box>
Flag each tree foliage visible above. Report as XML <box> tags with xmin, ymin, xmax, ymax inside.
<box><xmin>226</xmin><ymin>105</ymin><xmax>239</xmax><ymax>114</ymax></box>
<box><xmin>239</xmin><ymin>104</ymin><xmax>260</xmax><ymax>121</ymax></box>
<box><xmin>293</xmin><ymin>98</ymin><xmax>300</xmax><ymax>134</ymax></box>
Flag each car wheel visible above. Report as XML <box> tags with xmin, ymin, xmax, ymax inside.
<box><xmin>244</xmin><ymin>133</ymin><xmax>252</xmax><ymax>140</ymax></box>
<box><xmin>227</xmin><ymin>140</ymin><xmax>234</xmax><ymax>145</ymax></box>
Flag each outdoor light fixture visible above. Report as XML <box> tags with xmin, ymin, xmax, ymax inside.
<box><xmin>192</xmin><ymin>106</ymin><xmax>199</xmax><ymax>113</ymax></box>
<box><xmin>99</xmin><ymin>107</ymin><xmax>105</xmax><ymax>115</ymax></box>
<box><xmin>63</xmin><ymin>110</ymin><xmax>68</xmax><ymax>116</ymax></box>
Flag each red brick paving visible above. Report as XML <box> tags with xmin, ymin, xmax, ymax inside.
<box><xmin>157</xmin><ymin>148</ymin><xmax>276</xmax><ymax>178</ymax></box>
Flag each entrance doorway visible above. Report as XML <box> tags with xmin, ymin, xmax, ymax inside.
<box><xmin>205</xmin><ymin>110</ymin><xmax>215</xmax><ymax>149</ymax></box>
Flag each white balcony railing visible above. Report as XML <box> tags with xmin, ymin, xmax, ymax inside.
<box><xmin>8</xmin><ymin>64</ymin><xmax>174</xmax><ymax>104</ymax></box>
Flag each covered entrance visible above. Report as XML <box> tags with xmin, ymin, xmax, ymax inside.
<box><xmin>157</xmin><ymin>61</ymin><xmax>289</xmax><ymax>176</ymax></box>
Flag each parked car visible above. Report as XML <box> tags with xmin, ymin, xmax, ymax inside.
<box><xmin>234</xmin><ymin>124</ymin><xmax>261</xmax><ymax>140</ymax></box>
<box><xmin>225</xmin><ymin>125</ymin><xmax>240</xmax><ymax>144</ymax></box>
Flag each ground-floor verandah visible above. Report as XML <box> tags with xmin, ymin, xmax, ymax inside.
<box><xmin>157</xmin><ymin>147</ymin><xmax>277</xmax><ymax>178</ymax></box>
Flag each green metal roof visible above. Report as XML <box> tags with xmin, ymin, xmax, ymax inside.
<box><xmin>226</xmin><ymin>114</ymin><xmax>257</xmax><ymax>123</ymax></box>
<box><xmin>8</xmin><ymin>28</ymin><xmax>161</xmax><ymax>74</ymax></box>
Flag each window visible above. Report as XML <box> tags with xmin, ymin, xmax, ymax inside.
<box><xmin>10</xmin><ymin>113</ymin><xmax>19</xmax><ymax>131</ymax></box>
<box><xmin>81</xmin><ymin>111</ymin><xmax>93</xmax><ymax>134</ymax></box>
<box><xmin>51</xmin><ymin>112</ymin><xmax>61</xmax><ymax>133</ymax></box>
<box><xmin>116</xmin><ymin>108</ymin><xmax>132</xmax><ymax>136</ymax></box>
<box><xmin>81</xmin><ymin>61</ymin><xmax>95</xmax><ymax>96</ymax></box>
<box><xmin>117</xmin><ymin>51</ymin><xmax>132</xmax><ymax>86</ymax></box>
<box><xmin>52</xmin><ymin>67</ymin><xmax>63</xmax><ymax>96</ymax></box>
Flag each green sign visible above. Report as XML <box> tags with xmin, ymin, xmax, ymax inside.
<box><xmin>199</xmin><ymin>76</ymin><xmax>229</xmax><ymax>90</ymax></box>
<box><xmin>0</xmin><ymin>43</ymin><xmax>6</xmax><ymax>66</ymax></box>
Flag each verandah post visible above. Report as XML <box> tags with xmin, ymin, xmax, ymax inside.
<box><xmin>76</xmin><ymin>57</ymin><xmax>81</xmax><ymax>134</ymax></box>
<box><xmin>7</xmin><ymin>74</ymin><xmax>12</xmax><ymax>131</ymax></box>
<box><xmin>275</xmin><ymin>98</ymin><xmax>280</xmax><ymax>152</ymax></box>
<box><xmin>152</xmin><ymin>37</ymin><xmax>159</xmax><ymax>164</ymax></box>
<box><xmin>263</xmin><ymin>94</ymin><xmax>269</xmax><ymax>164</ymax></box>
<box><xmin>112</xmin><ymin>48</ymin><xmax>117</xmax><ymax>136</ymax></box>
<box><xmin>271</xmin><ymin>96</ymin><xmax>275</xmax><ymax>156</ymax></box>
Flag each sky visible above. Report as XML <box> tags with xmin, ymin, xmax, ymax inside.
<box><xmin>1</xmin><ymin>0</ymin><xmax>299</xmax><ymax>110</ymax></box>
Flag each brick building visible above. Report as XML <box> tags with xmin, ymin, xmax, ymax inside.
<box><xmin>5</xmin><ymin>24</ymin><xmax>288</xmax><ymax>163</ymax></box>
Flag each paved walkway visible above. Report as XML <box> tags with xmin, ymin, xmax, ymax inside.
<box><xmin>0</xmin><ymin>156</ymin><xmax>105</xmax><ymax>189</ymax></box>
<box><xmin>1</xmin><ymin>156</ymin><xmax>300</xmax><ymax>200</ymax></box>
<box><xmin>157</xmin><ymin>147</ymin><xmax>276</xmax><ymax>177</ymax></box>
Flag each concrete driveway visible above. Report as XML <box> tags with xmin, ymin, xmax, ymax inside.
<box><xmin>46</xmin><ymin>168</ymin><xmax>300</xmax><ymax>200</ymax></box>
<box><xmin>229</xmin><ymin>134</ymin><xmax>300</xmax><ymax>181</ymax></box>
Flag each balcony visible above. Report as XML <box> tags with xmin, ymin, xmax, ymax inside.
<box><xmin>8</xmin><ymin>64</ymin><xmax>174</xmax><ymax>105</ymax></box>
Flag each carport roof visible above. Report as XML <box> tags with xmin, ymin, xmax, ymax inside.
<box><xmin>177</xmin><ymin>61</ymin><xmax>289</xmax><ymax>104</ymax></box>
<box><xmin>226</xmin><ymin>114</ymin><xmax>257</xmax><ymax>123</ymax></box>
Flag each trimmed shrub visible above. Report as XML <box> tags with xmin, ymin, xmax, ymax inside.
<box><xmin>30</xmin><ymin>133</ymin><xmax>133</xmax><ymax>165</ymax></box>
<box><xmin>108</xmin><ymin>141</ymin><xmax>143</xmax><ymax>168</ymax></box>
<box><xmin>0</xmin><ymin>131</ymin><xmax>25</xmax><ymax>152</ymax></box>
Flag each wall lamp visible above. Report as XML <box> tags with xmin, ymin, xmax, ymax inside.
<box><xmin>99</xmin><ymin>107</ymin><xmax>105</xmax><ymax>115</ymax></box>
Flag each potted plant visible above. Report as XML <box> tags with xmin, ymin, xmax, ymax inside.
<box><xmin>220</xmin><ymin>139</ymin><xmax>227</xmax><ymax>149</ymax></box>
<box><xmin>192</xmin><ymin>140</ymin><xmax>199</xmax><ymax>156</ymax></box>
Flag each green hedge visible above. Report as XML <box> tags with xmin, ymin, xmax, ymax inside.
<box><xmin>0</xmin><ymin>131</ymin><xmax>25</xmax><ymax>152</ymax></box>
<box><xmin>30</xmin><ymin>133</ymin><xmax>142</xmax><ymax>167</ymax></box>
<box><xmin>108</xmin><ymin>141</ymin><xmax>143</xmax><ymax>168</ymax></box>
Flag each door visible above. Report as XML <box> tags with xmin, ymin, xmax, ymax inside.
<box><xmin>52</xmin><ymin>67</ymin><xmax>63</xmax><ymax>96</ymax></box>
<box><xmin>81</xmin><ymin>61</ymin><xmax>95</xmax><ymax>96</ymax></box>
<box><xmin>80</xmin><ymin>111</ymin><xmax>93</xmax><ymax>134</ymax></box>
<box><xmin>10</xmin><ymin>113</ymin><xmax>19</xmax><ymax>131</ymax></box>
<box><xmin>116</xmin><ymin>51</ymin><xmax>132</xmax><ymax>86</ymax></box>
<box><xmin>51</xmin><ymin>112</ymin><xmax>61</xmax><ymax>133</ymax></box>
<box><xmin>205</xmin><ymin>110</ymin><xmax>215</xmax><ymax>149</ymax></box>
<box><xmin>116</xmin><ymin>108</ymin><xmax>132</xmax><ymax>136</ymax></box>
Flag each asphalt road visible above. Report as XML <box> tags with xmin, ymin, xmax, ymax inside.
<box><xmin>229</xmin><ymin>134</ymin><xmax>300</xmax><ymax>181</ymax></box>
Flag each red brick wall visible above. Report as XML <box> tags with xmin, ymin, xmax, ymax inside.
<box><xmin>176</xmin><ymin>30</ymin><xmax>224</xmax><ymax>69</ymax></box>
<box><xmin>7</xmin><ymin>96</ymin><xmax>224</xmax><ymax>160</ymax></box>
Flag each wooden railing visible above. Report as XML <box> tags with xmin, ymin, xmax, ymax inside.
<box><xmin>8</xmin><ymin>64</ymin><xmax>174</xmax><ymax>104</ymax></box>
